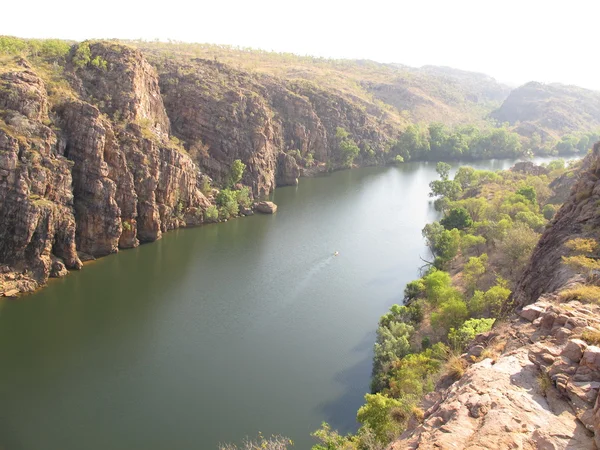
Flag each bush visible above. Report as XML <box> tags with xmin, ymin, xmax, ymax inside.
<box><xmin>463</xmin><ymin>254</ymin><xmax>488</xmax><ymax>294</ymax></box>
<box><xmin>447</xmin><ymin>318</ymin><xmax>495</xmax><ymax>351</ymax></box>
<box><xmin>235</xmin><ymin>186</ymin><xmax>252</xmax><ymax>208</ymax></box>
<box><xmin>468</xmin><ymin>281</ymin><xmax>511</xmax><ymax>318</ymax></box>
<box><xmin>496</xmin><ymin>223</ymin><xmax>540</xmax><ymax>280</ymax></box>
<box><xmin>228</xmin><ymin>159</ymin><xmax>246</xmax><ymax>186</ymax></box>
<box><xmin>516</xmin><ymin>186</ymin><xmax>537</xmax><ymax>205</ymax></box>
<box><xmin>582</xmin><ymin>329</ymin><xmax>600</xmax><ymax>345</ymax></box>
<box><xmin>558</xmin><ymin>285</ymin><xmax>600</xmax><ymax>304</ymax></box>
<box><xmin>204</xmin><ymin>205</ymin><xmax>218</xmax><ymax>222</ymax></box>
<box><xmin>430</xmin><ymin>298</ymin><xmax>469</xmax><ymax>335</ymax></box>
<box><xmin>445</xmin><ymin>353</ymin><xmax>466</xmax><ymax>381</ymax></box>
<box><xmin>440</xmin><ymin>207</ymin><xmax>473</xmax><ymax>230</ymax></box>
<box><xmin>72</xmin><ymin>42</ymin><xmax>92</xmax><ymax>68</ymax></box>
<box><xmin>542</xmin><ymin>204</ymin><xmax>558</xmax><ymax>220</ymax></box>
<box><xmin>356</xmin><ymin>394</ymin><xmax>405</xmax><ymax>443</ymax></box>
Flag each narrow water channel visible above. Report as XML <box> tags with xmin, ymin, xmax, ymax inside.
<box><xmin>0</xmin><ymin>157</ymin><xmax>571</xmax><ymax>449</ymax></box>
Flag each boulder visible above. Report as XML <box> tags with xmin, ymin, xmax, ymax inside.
<box><xmin>50</xmin><ymin>257</ymin><xmax>68</xmax><ymax>278</ymax></box>
<box><xmin>256</xmin><ymin>201</ymin><xmax>278</xmax><ymax>214</ymax></box>
<box><xmin>562</xmin><ymin>339</ymin><xmax>588</xmax><ymax>364</ymax></box>
<box><xmin>520</xmin><ymin>304</ymin><xmax>545</xmax><ymax>322</ymax></box>
<box><xmin>581</xmin><ymin>346</ymin><xmax>600</xmax><ymax>374</ymax></box>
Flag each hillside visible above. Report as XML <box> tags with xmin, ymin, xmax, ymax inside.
<box><xmin>126</xmin><ymin>40</ymin><xmax>510</xmax><ymax>126</ymax></box>
<box><xmin>388</xmin><ymin>146</ymin><xmax>600</xmax><ymax>448</ymax></box>
<box><xmin>491</xmin><ymin>81</ymin><xmax>600</xmax><ymax>143</ymax></box>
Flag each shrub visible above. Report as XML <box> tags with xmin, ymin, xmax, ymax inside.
<box><xmin>537</xmin><ymin>371</ymin><xmax>552</xmax><ymax>397</ymax></box>
<box><xmin>200</xmin><ymin>177</ymin><xmax>212</xmax><ymax>196</ymax></box>
<box><xmin>516</xmin><ymin>186</ymin><xmax>537</xmax><ymax>205</ymax></box>
<box><xmin>468</xmin><ymin>280</ymin><xmax>511</xmax><ymax>318</ymax></box>
<box><xmin>447</xmin><ymin>318</ymin><xmax>495</xmax><ymax>351</ymax></box>
<box><xmin>440</xmin><ymin>207</ymin><xmax>473</xmax><ymax>230</ymax></box>
<box><xmin>542</xmin><ymin>204</ymin><xmax>558</xmax><ymax>220</ymax></box>
<box><xmin>356</xmin><ymin>394</ymin><xmax>405</xmax><ymax>443</ymax></box>
<box><xmin>463</xmin><ymin>254</ymin><xmax>488</xmax><ymax>294</ymax></box>
<box><xmin>204</xmin><ymin>205</ymin><xmax>218</xmax><ymax>222</ymax></box>
<box><xmin>558</xmin><ymin>285</ymin><xmax>600</xmax><ymax>304</ymax></box>
<box><xmin>430</xmin><ymin>298</ymin><xmax>469</xmax><ymax>335</ymax></box>
<box><xmin>565</xmin><ymin>238</ymin><xmax>598</xmax><ymax>254</ymax></box>
<box><xmin>582</xmin><ymin>329</ymin><xmax>600</xmax><ymax>345</ymax></box>
<box><xmin>445</xmin><ymin>353</ymin><xmax>466</xmax><ymax>381</ymax></box>
<box><xmin>228</xmin><ymin>159</ymin><xmax>246</xmax><ymax>186</ymax></box>
<box><xmin>72</xmin><ymin>42</ymin><xmax>92</xmax><ymax>68</ymax></box>
<box><xmin>235</xmin><ymin>186</ymin><xmax>252</xmax><ymax>208</ymax></box>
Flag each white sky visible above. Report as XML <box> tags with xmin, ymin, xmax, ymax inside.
<box><xmin>4</xmin><ymin>0</ymin><xmax>599</xmax><ymax>89</ymax></box>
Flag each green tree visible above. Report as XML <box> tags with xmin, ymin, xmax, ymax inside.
<box><xmin>430</xmin><ymin>298</ymin><xmax>469</xmax><ymax>336</ymax></box>
<box><xmin>463</xmin><ymin>254</ymin><xmax>488</xmax><ymax>294</ymax></box>
<box><xmin>72</xmin><ymin>42</ymin><xmax>92</xmax><ymax>68</ymax></box>
<box><xmin>356</xmin><ymin>394</ymin><xmax>405</xmax><ymax>443</ymax></box>
<box><xmin>440</xmin><ymin>207</ymin><xmax>473</xmax><ymax>230</ymax></box>
<box><xmin>469</xmin><ymin>281</ymin><xmax>511</xmax><ymax>318</ymax></box>
<box><xmin>496</xmin><ymin>223</ymin><xmax>539</xmax><ymax>280</ymax></box>
<box><xmin>228</xmin><ymin>159</ymin><xmax>246</xmax><ymax>186</ymax></box>
<box><xmin>336</xmin><ymin>128</ymin><xmax>360</xmax><ymax>168</ymax></box>
<box><xmin>436</xmin><ymin>162</ymin><xmax>451</xmax><ymax>180</ymax></box>
<box><xmin>515</xmin><ymin>186</ymin><xmax>537</xmax><ymax>205</ymax></box>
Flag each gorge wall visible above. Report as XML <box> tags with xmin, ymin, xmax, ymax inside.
<box><xmin>0</xmin><ymin>41</ymin><xmax>400</xmax><ymax>294</ymax></box>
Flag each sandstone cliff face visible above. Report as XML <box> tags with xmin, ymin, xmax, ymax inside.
<box><xmin>513</xmin><ymin>144</ymin><xmax>600</xmax><ymax>307</ymax></box>
<box><xmin>0</xmin><ymin>44</ymin><xmax>213</xmax><ymax>294</ymax></box>
<box><xmin>1</xmin><ymin>41</ymin><xmax>402</xmax><ymax>295</ymax></box>
<box><xmin>0</xmin><ymin>66</ymin><xmax>80</xmax><ymax>292</ymax></box>
<box><xmin>154</xmin><ymin>58</ymin><xmax>398</xmax><ymax>195</ymax></box>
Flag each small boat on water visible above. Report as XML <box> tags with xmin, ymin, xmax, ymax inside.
<box><xmin>334</xmin><ymin>251</ymin><xmax>339</xmax><ymax>256</ymax></box>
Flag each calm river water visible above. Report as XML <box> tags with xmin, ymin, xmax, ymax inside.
<box><xmin>0</xmin><ymin>157</ymin><xmax>574</xmax><ymax>449</ymax></box>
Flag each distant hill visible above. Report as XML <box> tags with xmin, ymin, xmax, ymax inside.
<box><xmin>491</xmin><ymin>81</ymin><xmax>600</xmax><ymax>140</ymax></box>
<box><xmin>363</xmin><ymin>64</ymin><xmax>510</xmax><ymax>125</ymax></box>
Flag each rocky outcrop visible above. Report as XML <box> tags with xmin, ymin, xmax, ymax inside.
<box><xmin>275</xmin><ymin>152</ymin><xmax>300</xmax><ymax>186</ymax></box>
<box><xmin>0</xmin><ymin>66</ymin><xmax>81</xmax><ymax>290</ymax></box>
<box><xmin>0</xmin><ymin>44</ymin><xmax>214</xmax><ymax>294</ymax></box>
<box><xmin>511</xmin><ymin>160</ymin><xmax>550</xmax><ymax>176</ymax></box>
<box><xmin>390</xmin><ymin>144</ymin><xmax>600</xmax><ymax>449</ymax></box>
<box><xmin>513</xmin><ymin>144</ymin><xmax>600</xmax><ymax>307</ymax></box>
<box><xmin>391</xmin><ymin>295</ymin><xmax>600</xmax><ymax>449</ymax></box>
<box><xmin>255</xmin><ymin>201</ymin><xmax>277</xmax><ymax>214</ymax></box>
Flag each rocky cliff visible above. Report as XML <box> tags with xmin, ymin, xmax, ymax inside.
<box><xmin>514</xmin><ymin>143</ymin><xmax>600</xmax><ymax>307</ymax></box>
<box><xmin>0</xmin><ymin>43</ymin><xmax>215</xmax><ymax>294</ymax></box>
<box><xmin>389</xmin><ymin>144</ymin><xmax>600</xmax><ymax>449</ymax></box>
<box><xmin>0</xmin><ymin>40</ymin><xmax>404</xmax><ymax>295</ymax></box>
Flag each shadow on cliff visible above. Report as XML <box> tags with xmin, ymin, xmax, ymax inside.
<box><xmin>315</xmin><ymin>330</ymin><xmax>375</xmax><ymax>434</ymax></box>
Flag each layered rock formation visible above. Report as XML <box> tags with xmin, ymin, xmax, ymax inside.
<box><xmin>0</xmin><ymin>64</ymin><xmax>81</xmax><ymax>290</ymax></box>
<box><xmin>514</xmin><ymin>143</ymin><xmax>600</xmax><ymax>307</ymax></box>
<box><xmin>0</xmin><ymin>40</ymin><xmax>404</xmax><ymax>295</ymax></box>
<box><xmin>391</xmin><ymin>295</ymin><xmax>600</xmax><ymax>449</ymax></box>
<box><xmin>0</xmin><ymin>43</ymin><xmax>215</xmax><ymax>294</ymax></box>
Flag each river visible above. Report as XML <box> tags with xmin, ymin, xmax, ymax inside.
<box><xmin>0</xmin><ymin>157</ymin><xmax>576</xmax><ymax>449</ymax></box>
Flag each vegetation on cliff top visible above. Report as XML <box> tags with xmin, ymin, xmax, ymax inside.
<box><xmin>2</xmin><ymin>35</ymin><xmax>598</xmax><ymax>177</ymax></box>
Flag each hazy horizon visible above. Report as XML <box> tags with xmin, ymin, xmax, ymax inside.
<box><xmin>4</xmin><ymin>0</ymin><xmax>599</xmax><ymax>90</ymax></box>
